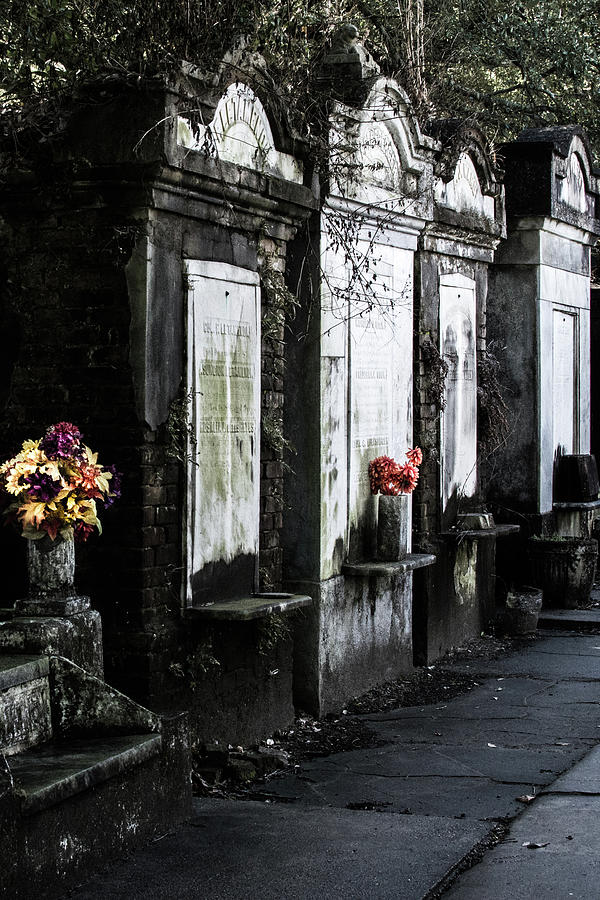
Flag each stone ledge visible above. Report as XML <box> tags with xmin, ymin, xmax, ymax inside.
<box><xmin>342</xmin><ymin>554</ymin><xmax>436</xmax><ymax>578</ymax></box>
<box><xmin>185</xmin><ymin>593</ymin><xmax>313</xmax><ymax>621</ymax></box>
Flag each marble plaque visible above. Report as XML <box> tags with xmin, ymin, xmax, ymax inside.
<box><xmin>552</xmin><ymin>309</ymin><xmax>576</xmax><ymax>455</ymax></box>
<box><xmin>440</xmin><ymin>276</ymin><xmax>477</xmax><ymax>514</ymax></box>
<box><xmin>185</xmin><ymin>261</ymin><xmax>261</xmax><ymax>605</ymax></box>
<box><xmin>347</xmin><ymin>245</ymin><xmax>413</xmax><ymax>555</ymax></box>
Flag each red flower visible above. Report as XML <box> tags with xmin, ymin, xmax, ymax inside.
<box><xmin>369</xmin><ymin>449</ymin><xmax>423</xmax><ymax>496</ymax></box>
<box><xmin>74</xmin><ymin>522</ymin><xmax>94</xmax><ymax>543</ymax></box>
<box><xmin>41</xmin><ymin>518</ymin><xmax>61</xmax><ymax>540</ymax></box>
<box><xmin>406</xmin><ymin>447</ymin><xmax>423</xmax><ymax>466</ymax></box>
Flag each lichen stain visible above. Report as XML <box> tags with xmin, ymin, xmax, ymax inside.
<box><xmin>454</xmin><ymin>541</ymin><xmax>477</xmax><ymax>607</ymax></box>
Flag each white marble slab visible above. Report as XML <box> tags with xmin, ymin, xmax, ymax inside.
<box><xmin>439</xmin><ymin>273</ymin><xmax>477</xmax><ymax>514</ymax></box>
<box><xmin>347</xmin><ymin>243</ymin><xmax>413</xmax><ymax>551</ymax></box>
<box><xmin>552</xmin><ymin>309</ymin><xmax>576</xmax><ymax>456</ymax></box>
<box><xmin>185</xmin><ymin>260</ymin><xmax>260</xmax><ymax>605</ymax></box>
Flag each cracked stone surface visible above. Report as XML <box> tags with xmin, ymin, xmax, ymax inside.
<box><xmin>68</xmin><ymin>630</ymin><xmax>600</xmax><ymax>898</ymax></box>
<box><xmin>70</xmin><ymin>799</ymin><xmax>492</xmax><ymax>900</ymax></box>
<box><xmin>267</xmin><ymin>640</ymin><xmax>600</xmax><ymax>822</ymax></box>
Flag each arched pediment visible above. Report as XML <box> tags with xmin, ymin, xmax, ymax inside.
<box><xmin>177</xmin><ymin>82</ymin><xmax>303</xmax><ymax>184</ymax></box>
<box><xmin>559</xmin><ymin>151</ymin><xmax>588</xmax><ymax>213</ymax></box>
<box><xmin>515</xmin><ymin>126</ymin><xmax>599</xmax><ymax>222</ymax></box>
<box><xmin>329</xmin><ymin>77</ymin><xmax>436</xmax><ymax>209</ymax></box>
<box><xmin>355</xmin><ymin>120</ymin><xmax>401</xmax><ymax>190</ymax></box>
<box><xmin>435</xmin><ymin>151</ymin><xmax>496</xmax><ymax>218</ymax></box>
<box><xmin>363</xmin><ymin>79</ymin><xmax>434</xmax><ymax>176</ymax></box>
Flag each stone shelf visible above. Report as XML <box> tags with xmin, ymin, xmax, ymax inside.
<box><xmin>553</xmin><ymin>499</ymin><xmax>600</xmax><ymax>510</ymax></box>
<box><xmin>342</xmin><ymin>553</ymin><xmax>436</xmax><ymax>579</ymax></box>
<box><xmin>440</xmin><ymin>524</ymin><xmax>520</xmax><ymax>540</ymax></box>
<box><xmin>495</xmin><ymin>524</ymin><xmax>521</xmax><ymax>537</ymax></box>
<box><xmin>185</xmin><ymin>593</ymin><xmax>313</xmax><ymax>621</ymax></box>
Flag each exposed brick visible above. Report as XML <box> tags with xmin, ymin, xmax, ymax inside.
<box><xmin>265</xmin><ymin>461</ymin><xmax>283</xmax><ymax>479</ymax></box>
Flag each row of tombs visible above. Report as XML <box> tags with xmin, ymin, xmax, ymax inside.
<box><xmin>1</xmin><ymin>47</ymin><xmax>600</xmax><ymax>762</ymax></box>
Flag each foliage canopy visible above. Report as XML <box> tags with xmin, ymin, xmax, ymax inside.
<box><xmin>1</xmin><ymin>0</ymin><xmax>599</xmax><ymax>154</ymax></box>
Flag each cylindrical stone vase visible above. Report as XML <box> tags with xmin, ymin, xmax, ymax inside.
<box><xmin>16</xmin><ymin>537</ymin><xmax>89</xmax><ymax>616</ymax></box>
<box><xmin>27</xmin><ymin>538</ymin><xmax>76</xmax><ymax>598</ymax></box>
<box><xmin>377</xmin><ymin>493</ymin><xmax>410</xmax><ymax>562</ymax></box>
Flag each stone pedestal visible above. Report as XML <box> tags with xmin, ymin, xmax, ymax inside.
<box><xmin>377</xmin><ymin>495</ymin><xmax>410</xmax><ymax>561</ymax></box>
<box><xmin>4</xmin><ymin>539</ymin><xmax>104</xmax><ymax>677</ymax></box>
<box><xmin>16</xmin><ymin>539</ymin><xmax>91</xmax><ymax>617</ymax></box>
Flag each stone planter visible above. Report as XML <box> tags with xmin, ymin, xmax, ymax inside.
<box><xmin>498</xmin><ymin>586</ymin><xmax>543</xmax><ymax>635</ymax></box>
<box><xmin>528</xmin><ymin>537</ymin><xmax>598</xmax><ymax>608</ymax></box>
<box><xmin>15</xmin><ymin>537</ymin><xmax>89</xmax><ymax>616</ymax></box>
<box><xmin>377</xmin><ymin>494</ymin><xmax>410</xmax><ymax>562</ymax></box>
<box><xmin>28</xmin><ymin>538</ymin><xmax>75</xmax><ymax>597</ymax></box>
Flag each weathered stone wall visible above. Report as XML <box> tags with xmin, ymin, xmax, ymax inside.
<box><xmin>0</xmin><ymin>73</ymin><xmax>315</xmax><ymax>744</ymax></box>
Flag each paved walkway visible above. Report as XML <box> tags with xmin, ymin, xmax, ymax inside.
<box><xmin>69</xmin><ymin>627</ymin><xmax>600</xmax><ymax>899</ymax></box>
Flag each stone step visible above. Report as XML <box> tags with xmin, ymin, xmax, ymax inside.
<box><xmin>538</xmin><ymin>608</ymin><xmax>600</xmax><ymax>631</ymax></box>
<box><xmin>8</xmin><ymin>733</ymin><xmax>162</xmax><ymax>813</ymax></box>
<box><xmin>2</xmin><ymin>723</ymin><xmax>191</xmax><ymax>900</ymax></box>
<box><xmin>0</xmin><ymin>655</ymin><xmax>52</xmax><ymax>755</ymax></box>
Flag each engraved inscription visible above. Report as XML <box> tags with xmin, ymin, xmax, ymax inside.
<box><xmin>185</xmin><ymin>262</ymin><xmax>261</xmax><ymax>603</ymax></box>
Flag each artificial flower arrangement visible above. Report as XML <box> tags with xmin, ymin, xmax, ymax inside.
<box><xmin>0</xmin><ymin>422</ymin><xmax>121</xmax><ymax>543</ymax></box>
<box><xmin>368</xmin><ymin>448</ymin><xmax>423</xmax><ymax>495</ymax></box>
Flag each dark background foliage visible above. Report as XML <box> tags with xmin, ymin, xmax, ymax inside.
<box><xmin>1</xmin><ymin>0</ymin><xmax>599</xmax><ymax>153</ymax></box>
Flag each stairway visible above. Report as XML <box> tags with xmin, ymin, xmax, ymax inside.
<box><xmin>0</xmin><ymin>652</ymin><xmax>191</xmax><ymax>899</ymax></box>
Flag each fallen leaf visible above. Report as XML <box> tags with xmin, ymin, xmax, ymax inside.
<box><xmin>523</xmin><ymin>841</ymin><xmax>549</xmax><ymax>849</ymax></box>
<box><xmin>516</xmin><ymin>794</ymin><xmax>536</xmax><ymax>804</ymax></box>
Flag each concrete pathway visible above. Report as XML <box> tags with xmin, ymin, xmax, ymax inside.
<box><xmin>68</xmin><ymin>628</ymin><xmax>600</xmax><ymax>899</ymax></box>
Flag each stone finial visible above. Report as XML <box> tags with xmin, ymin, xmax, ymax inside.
<box><xmin>330</xmin><ymin>23</ymin><xmax>360</xmax><ymax>53</ymax></box>
<box><xmin>319</xmin><ymin>23</ymin><xmax>381</xmax><ymax>95</ymax></box>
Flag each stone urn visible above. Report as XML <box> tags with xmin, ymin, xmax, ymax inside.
<box><xmin>497</xmin><ymin>586</ymin><xmax>543</xmax><ymax>635</ymax></box>
<box><xmin>528</xmin><ymin>537</ymin><xmax>598</xmax><ymax>609</ymax></box>
<box><xmin>16</xmin><ymin>537</ymin><xmax>89</xmax><ymax>616</ymax></box>
<box><xmin>376</xmin><ymin>494</ymin><xmax>410</xmax><ymax>562</ymax></box>
<box><xmin>28</xmin><ymin>537</ymin><xmax>75</xmax><ymax>595</ymax></box>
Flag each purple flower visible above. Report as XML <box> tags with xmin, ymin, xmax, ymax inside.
<box><xmin>40</xmin><ymin>422</ymin><xmax>84</xmax><ymax>460</ymax></box>
<box><xmin>24</xmin><ymin>472</ymin><xmax>63</xmax><ymax>502</ymax></box>
<box><xmin>101</xmin><ymin>464</ymin><xmax>122</xmax><ymax>508</ymax></box>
